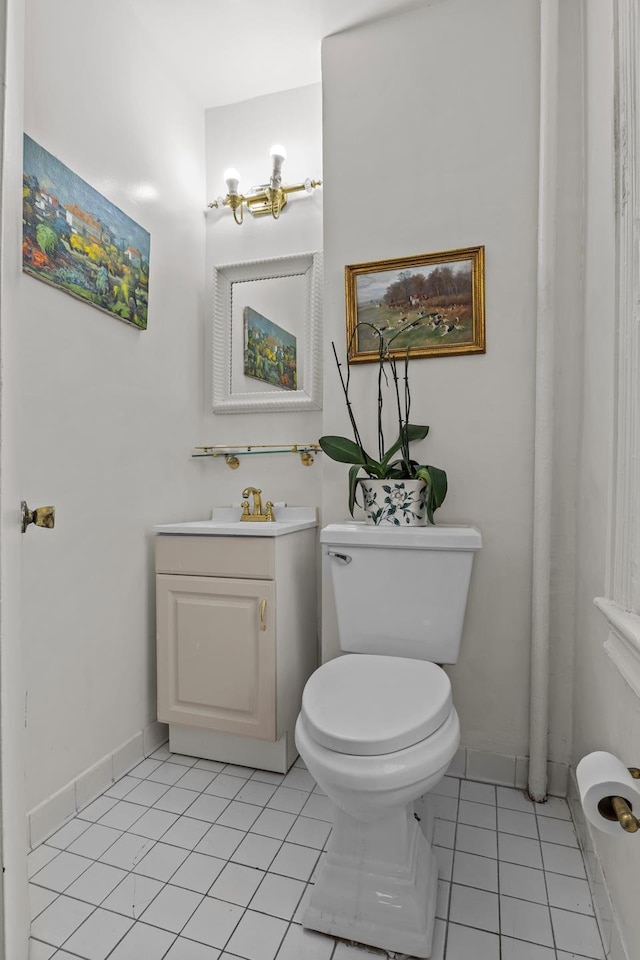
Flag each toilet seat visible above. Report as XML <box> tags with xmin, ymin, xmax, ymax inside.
<box><xmin>300</xmin><ymin>654</ymin><xmax>452</xmax><ymax>756</ymax></box>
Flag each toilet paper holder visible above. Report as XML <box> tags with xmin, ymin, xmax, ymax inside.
<box><xmin>597</xmin><ymin>767</ymin><xmax>640</xmax><ymax>833</ymax></box>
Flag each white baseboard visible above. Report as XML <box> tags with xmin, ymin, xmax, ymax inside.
<box><xmin>451</xmin><ymin>746</ymin><xmax>569</xmax><ymax>796</ymax></box>
<box><xmin>568</xmin><ymin>770</ymin><xmax>630</xmax><ymax>960</ymax></box>
<box><xmin>28</xmin><ymin>720</ymin><xmax>168</xmax><ymax>849</ymax></box>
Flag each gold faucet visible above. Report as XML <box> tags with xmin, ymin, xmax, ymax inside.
<box><xmin>240</xmin><ymin>487</ymin><xmax>275</xmax><ymax>522</ymax></box>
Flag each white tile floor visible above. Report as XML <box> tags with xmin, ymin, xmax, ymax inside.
<box><xmin>28</xmin><ymin>746</ymin><xmax>605</xmax><ymax>960</ymax></box>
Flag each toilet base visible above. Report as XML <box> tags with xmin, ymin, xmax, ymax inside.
<box><xmin>302</xmin><ymin>802</ymin><xmax>439</xmax><ymax>958</ymax></box>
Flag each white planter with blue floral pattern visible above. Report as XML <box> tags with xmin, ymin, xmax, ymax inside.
<box><xmin>359</xmin><ymin>478</ymin><xmax>427</xmax><ymax>526</ymax></box>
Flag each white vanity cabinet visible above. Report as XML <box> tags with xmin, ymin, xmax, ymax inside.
<box><xmin>155</xmin><ymin>514</ymin><xmax>317</xmax><ymax>772</ymax></box>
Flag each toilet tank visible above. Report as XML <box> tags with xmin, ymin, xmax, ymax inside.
<box><xmin>321</xmin><ymin>523</ymin><xmax>482</xmax><ymax>664</ymax></box>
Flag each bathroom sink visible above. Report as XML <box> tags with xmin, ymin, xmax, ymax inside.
<box><xmin>155</xmin><ymin>506</ymin><xmax>317</xmax><ymax>537</ymax></box>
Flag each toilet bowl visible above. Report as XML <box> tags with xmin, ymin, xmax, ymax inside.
<box><xmin>297</xmin><ymin>653</ymin><xmax>459</xmax><ymax>818</ymax></box>
<box><xmin>297</xmin><ymin>522</ymin><xmax>481</xmax><ymax>957</ymax></box>
<box><xmin>295</xmin><ymin>654</ymin><xmax>460</xmax><ymax>958</ymax></box>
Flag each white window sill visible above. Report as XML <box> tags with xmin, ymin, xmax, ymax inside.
<box><xmin>594</xmin><ymin>597</ymin><xmax>640</xmax><ymax>698</ymax></box>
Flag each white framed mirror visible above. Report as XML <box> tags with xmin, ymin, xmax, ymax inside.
<box><xmin>212</xmin><ymin>251</ymin><xmax>322</xmax><ymax>414</ymax></box>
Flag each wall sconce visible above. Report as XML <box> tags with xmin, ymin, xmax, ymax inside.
<box><xmin>208</xmin><ymin>145</ymin><xmax>321</xmax><ymax>225</ymax></box>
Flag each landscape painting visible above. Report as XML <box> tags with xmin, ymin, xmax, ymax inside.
<box><xmin>22</xmin><ymin>134</ymin><xmax>150</xmax><ymax>330</ymax></box>
<box><xmin>345</xmin><ymin>246</ymin><xmax>485</xmax><ymax>362</ymax></box>
<box><xmin>243</xmin><ymin>307</ymin><xmax>297</xmax><ymax>390</ymax></box>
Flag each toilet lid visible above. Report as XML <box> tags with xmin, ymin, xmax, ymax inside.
<box><xmin>301</xmin><ymin>654</ymin><xmax>452</xmax><ymax>756</ymax></box>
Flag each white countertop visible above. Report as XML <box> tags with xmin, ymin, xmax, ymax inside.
<box><xmin>155</xmin><ymin>506</ymin><xmax>318</xmax><ymax>538</ymax></box>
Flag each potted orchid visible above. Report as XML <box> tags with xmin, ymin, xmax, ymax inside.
<box><xmin>319</xmin><ymin>322</ymin><xmax>448</xmax><ymax>525</ymax></box>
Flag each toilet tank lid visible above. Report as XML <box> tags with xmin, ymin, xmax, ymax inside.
<box><xmin>320</xmin><ymin>523</ymin><xmax>482</xmax><ymax>550</ymax></box>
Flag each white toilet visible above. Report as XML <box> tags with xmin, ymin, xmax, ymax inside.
<box><xmin>295</xmin><ymin>522</ymin><xmax>482</xmax><ymax>958</ymax></box>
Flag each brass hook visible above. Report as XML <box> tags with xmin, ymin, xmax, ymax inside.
<box><xmin>21</xmin><ymin>501</ymin><xmax>55</xmax><ymax>534</ymax></box>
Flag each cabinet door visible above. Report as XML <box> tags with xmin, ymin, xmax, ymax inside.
<box><xmin>157</xmin><ymin>575</ymin><xmax>276</xmax><ymax>740</ymax></box>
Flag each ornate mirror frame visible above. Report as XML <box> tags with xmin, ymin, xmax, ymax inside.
<box><xmin>212</xmin><ymin>251</ymin><xmax>322</xmax><ymax>414</ymax></box>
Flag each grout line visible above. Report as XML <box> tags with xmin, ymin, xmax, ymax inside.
<box><xmin>441</xmin><ymin>785</ymin><xmax>461</xmax><ymax>959</ymax></box>
<box><xmin>535</xmin><ymin>797</ymin><xmax>559</xmax><ymax>958</ymax></box>
<box><xmin>495</xmin><ymin>817</ymin><xmax>503</xmax><ymax>960</ymax></box>
<box><xmin>28</xmin><ymin>869</ymin><xmax>596</xmax><ymax>923</ymax></box>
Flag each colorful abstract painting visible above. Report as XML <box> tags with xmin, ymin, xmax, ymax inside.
<box><xmin>22</xmin><ymin>134</ymin><xmax>150</xmax><ymax>330</ymax></box>
<box><xmin>243</xmin><ymin>307</ymin><xmax>297</xmax><ymax>390</ymax></box>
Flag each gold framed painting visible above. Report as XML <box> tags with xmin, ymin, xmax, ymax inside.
<box><xmin>345</xmin><ymin>245</ymin><xmax>485</xmax><ymax>363</ymax></box>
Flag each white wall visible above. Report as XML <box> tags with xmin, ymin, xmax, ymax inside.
<box><xmin>20</xmin><ymin>0</ymin><xmax>211</xmax><ymax>813</ymax></box>
<box><xmin>321</xmin><ymin>0</ymin><xmax>542</xmax><ymax>760</ymax></box>
<box><xmin>570</xmin><ymin>1</ymin><xmax>640</xmax><ymax>953</ymax></box>
<box><xmin>203</xmin><ymin>83</ymin><xmax>323</xmax><ymax>511</ymax></box>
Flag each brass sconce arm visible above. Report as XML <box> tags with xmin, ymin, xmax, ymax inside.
<box><xmin>207</xmin><ymin>145</ymin><xmax>321</xmax><ymax>224</ymax></box>
<box><xmin>245</xmin><ymin>179</ymin><xmax>322</xmax><ymax>220</ymax></box>
<box><xmin>208</xmin><ymin>192</ymin><xmax>246</xmax><ymax>225</ymax></box>
<box><xmin>209</xmin><ymin>180</ymin><xmax>322</xmax><ymax>222</ymax></box>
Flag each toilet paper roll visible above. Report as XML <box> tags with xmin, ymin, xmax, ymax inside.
<box><xmin>576</xmin><ymin>751</ymin><xmax>640</xmax><ymax>837</ymax></box>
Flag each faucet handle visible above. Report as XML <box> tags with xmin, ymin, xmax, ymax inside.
<box><xmin>238</xmin><ymin>487</ymin><xmax>275</xmax><ymax>521</ymax></box>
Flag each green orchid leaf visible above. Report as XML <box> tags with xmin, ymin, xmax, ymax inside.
<box><xmin>405</xmin><ymin>423</ymin><xmax>430</xmax><ymax>440</ymax></box>
<box><xmin>348</xmin><ymin>464</ymin><xmax>363</xmax><ymax>516</ymax></box>
<box><xmin>319</xmin><ymin>435</ymin><xmax>369</xmax><ymax>465</ymax></box>
<box><xmin>413</xmin><ymin>465</ymin><xmax>448</xmax><ymax>524</ymax></box>
<box><xmin>386</xmin><ymin>458</ymin><xmax>413</xmax><ymax>479</ymax></box>
<box><xmin>426</xmin><ymin>465</ymin><xmax>448</xmax><ymax>508</ymax></box>
<box><xmin>380</xmin><ymin>424</ymin><xmax>430</xmax><ymax>470</ymax></box>
<box><xmin>413</xmin><ymin>466</ymin><xmax>432</xmax><ymax>485</ymax></box>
